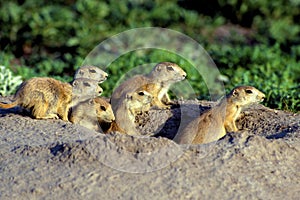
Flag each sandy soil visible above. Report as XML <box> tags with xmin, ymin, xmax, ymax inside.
<box><xmin>0</xmin><ymin>97</ymin><xmax>299</xmax><ymax>200</ymax></box>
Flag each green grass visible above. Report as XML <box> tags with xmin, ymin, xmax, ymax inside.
<box><xmin>0</xmin><ymin>0</ymin><xmax>299</xmax><ymax>112</ymax></box>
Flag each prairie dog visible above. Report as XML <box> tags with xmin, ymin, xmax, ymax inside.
<box><xmin>0</xmin><ymin>77</ymin><xmax>102</xmax><ymax>121</ymax></box>
<box><xmin>74</xmin><ymin>65</ymin><xmax>108</xmax><ymax>83</ymax></box>
<box><xmin>114</xmin><ymin>90</ymin><xmax>153</xmax><ymax>135</ymax></box>
<box><xmin>174</xmin><ymin>86</ymin><xmax>265</xmax><ymax>144</ymax></box>
<box><xmin>111</xmin><ymin>62</ymin><xmax>186</xmax><ymax>110</ymax></box>
<box><xmin>70</xmin><ymin>97</ymin><xmax>115</xmax><ymax>132</ymax></box>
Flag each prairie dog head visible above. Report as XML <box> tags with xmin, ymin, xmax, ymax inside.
<box><xmin>127</xmin><ymin>90</ymin><xmax>153</xmax><ymax>105</ymax></box>
<box><xmin>74</xmin><ymin>65</ymin><xmax>108</xmax><ymax>83</ymax></box>
<box><xmin>125</xmin><ymin>90</ymin><xmax>153</xmax><ymax>114</ymax></box>
<box><xmin>229</xmin><ymin>86</ymin><xmax>265</xmax><ymax>106</ymax></box>
<box><xmin>72</xmin><ymin>78</ymin><xmax>103</xmax><ymax>98</ymax></box>
<box><xmin>150</xmin><ymin>62</ymin><xmax>186</xmax><ymax>83</ymax></box>
<box><xmin>93</xmin><ymin>97</ymin><xmax>115</xmax><ymax>123</ymax></box>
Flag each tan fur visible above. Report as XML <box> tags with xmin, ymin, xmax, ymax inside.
<box><xmin>111</xmin><ymin>62</ymin><xmax>186</xmax><ymax>110</ymax></box>
<box><xmin>74</xmin><ymin>65</ymin><xmax>108</xmax><ymax>83</ymax></box>
<box><xmin>70</xmin><ymin>97</ymin><xmax>115</xmax><ymax>132</ymax></box>
<box><xmin>0</xmin><ymin>77</ymin><xmax>102</xmax><ymax>121</ymax></box>
<box><xmin>174</xmin><ymin>86</ymin><xmax>265</xmax><ymax>144</ymax></box>
<box><xmin>113</xmin><ymin>90</ymin><xmax>153</xmax><ymax>135</ymax></box>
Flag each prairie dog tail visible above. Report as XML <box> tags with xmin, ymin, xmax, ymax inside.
<box><xmin>0</xmin><ymin>101</ymin><xmax>18</xmax><ymax>109</ymax></box>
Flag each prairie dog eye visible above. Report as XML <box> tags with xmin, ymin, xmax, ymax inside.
<box><xmin>89</xmin><ymin>69</ymin><xmax>96</xmax><ymax>73</ymax></box>
<box><xmin>167</xmin><ymin>66</ymin><xmax>174</xmax><ymax>71</ymax></box>
<box><xmin>83</xmin><ymin>82</ymin><xmax>91</xmax><ymax>87</ymax></box>
<box><xmin>100</xmin><ymin>106</ymin><xmax>106</xmax><ymax>111</ymax></box>
<box><xmin>138</xmin><ymin>91</ymin><xmax>145</xmax><ymax>96</ymax></box>
<box><xmin>245</xmin><ymin>89</ymin><xmax>253</xmax><ymax>94</ymax></box>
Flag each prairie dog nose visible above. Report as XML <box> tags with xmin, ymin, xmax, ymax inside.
<box><xmin>103</xmin><ymin>73</ymin><xmax>108</xmax><ymax>79</ymax></box>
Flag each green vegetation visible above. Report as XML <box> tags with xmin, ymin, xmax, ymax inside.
<box><xmin>0</xmin><ymin>0</ymin><xmax>299</xmax><ymax>111</ymax></box>
<box><xmin>0</xmin><ymin>65</ymin><xmax>22</xmax><ymax>96</ymax></box>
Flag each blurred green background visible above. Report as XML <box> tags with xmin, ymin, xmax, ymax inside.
<box><xmin>0</xmin><ymin>0</ymin><xmax>299</xmax><ymax>111</ymax></box>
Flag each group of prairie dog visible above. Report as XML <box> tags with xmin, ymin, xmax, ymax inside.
<box><xmin>0</xmin><ymin>62</ymin><xmax>265</xmax><ymax>145</ymax></box>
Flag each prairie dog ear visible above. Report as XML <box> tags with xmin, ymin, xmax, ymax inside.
<box><xmin>79</xmin><ymin>69</ymin><xmax>85</xmax><ymax>75</ymax></box>
<box><xmin>88</xmin><ymin>98</ymin><xmax>94</xmax><ymax>104</ymax></box>
<box><xmin>155</xmin><ymin>63</ymin><xmax>163</xmax><ymax>72</ymax></box>
<box><xmin>126</xmin><ymin>93</ymin><xmax>133</xmax><ymax>100</ymax></box>
<box><xmin>72</xmin><ymin>80</ymin><xmax>78</xmax><ymax>87</ymax></box>
<box><xmin>232</xmin><ymin>88</ymin><xmax>239</xmax><ymax>96</ymax></box>
<box><xmin>75</xmin><ymin>67</ymin><xmax>85</xmax><ymax>75</ymax></box>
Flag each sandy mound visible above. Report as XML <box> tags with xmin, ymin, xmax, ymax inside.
<box><xmin>0</xmin><ymin>98</ymin><xmax>299</xmax><ymax>199</ymax></box>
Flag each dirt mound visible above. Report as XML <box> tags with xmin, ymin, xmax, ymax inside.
<box><xmin>0</xmin><ymin>98</ymin><xmax>299</xmax><ymax>199</ymax></box>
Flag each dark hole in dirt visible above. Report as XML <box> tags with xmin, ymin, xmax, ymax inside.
<box><xmin>266</xmin><ymin>132</ymin><xmax>288</xmax><ymax>139</ymax></box>
<box><xmin>266</xmin><ymin>124</ymin><xmax>299</xmax><ymax>139</ymax></box>
<box><xmin>153</xmin><ymin>103</ymin><xmax>211</xmax><ymax>139</ymax></box>
<box><xmin>50</xmin><ymin>143</ymin><xmax>65</xmax><ymax>156</ymax></box>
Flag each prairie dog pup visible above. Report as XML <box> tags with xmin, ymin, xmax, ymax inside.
<box><xmin>74</xmin><ymin>65</ymin><xmax>108</xmax><ymax>83</ymax></box>
<box><xmin>114</xmin><ymin>90</ymin><xmax>153</xmax><ymax>135</ymax></box>
<box><xmin>111</xmin><ymin>62</ymin><xmax>186</xmax><ymax>110</ymax></box>
<box><xmin>70</xmin><ymin>97</ymin><xmax>115</xmax><ymax>132</ymax></box>
<box><xmin>0</xmin><ymin>78</ymin><xmax>102</xmax><ymax>121</ymax></box>
<box><xmin>174</xmin><ymin>86</ymin><xmax>265</xmax><ymax>144</ymax></box>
